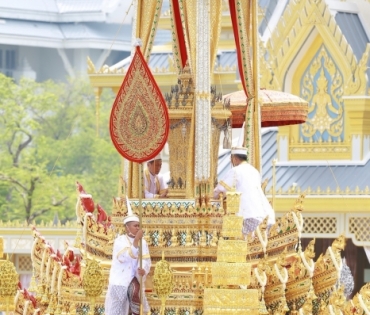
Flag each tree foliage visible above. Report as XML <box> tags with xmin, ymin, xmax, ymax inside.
<box><xmin>0</xmin><ymin>74</ymin><xmax>121</xmax><ymax>223</ymax></box>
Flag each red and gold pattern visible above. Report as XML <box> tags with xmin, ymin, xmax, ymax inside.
<box><xmin>110</xmin><ymin>47</ymin><xmax>169</xmax><ymax>162</ymax></box>
<box><xmin>223</xmin><ymin>89</ymin><xmax>308</xmax><ymax>128</ymax></box>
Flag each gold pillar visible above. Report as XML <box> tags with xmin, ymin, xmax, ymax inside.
<box><xmin>252</xmin><ymin>0</ymin><xmax>261</xmax><ymax>171</ymax></box>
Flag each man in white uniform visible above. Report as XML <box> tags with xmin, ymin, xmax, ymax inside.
<box><xmin>144</xmin><ymin>153</ymin><xmax>168</xmax><ymax>198</ymax></box>
<box><xmin>105</xmin><ymin>198</ymin><xmax>151</xmax><ymax>315</ymax></box>
<box><xmin>213</xmin><ymin>146</ymin><xmax>275</xmax><ymax>234</ymax></box>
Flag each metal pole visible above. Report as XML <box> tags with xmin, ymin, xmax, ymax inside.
<box><xmin>252</xmin><ymin>0</ymin><xmax>261</xmax><ymax>172</ymax></box>
<box><xmin>138</xmin><ymin>162</ymin><xmax>143</xmax><ymax>315</ymax></box>
<box><xmin>272</xmin><ymin>159</ymin><xmax>277</xmax><ymax>210</ymax></box>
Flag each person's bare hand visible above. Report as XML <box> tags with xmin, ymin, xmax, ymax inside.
<box><xmin>137</xmin><ymin>268</ymin><xmax>146</xmax><ymax>276</ymax></box>
<box><xmin>133</xmin><ymin>229</ymin><xmax>143</xmax><ymax>247</ymax></box>
<box><xmin>160</xmin><ymin>189</ymin><xmax>169</xmax><ymax>198</ymax></box>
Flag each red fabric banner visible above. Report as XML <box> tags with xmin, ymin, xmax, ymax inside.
<box><xmin>171</xmin><ymin>0</ymin><xmax>188</xmax><ymax>68</ymax></box>
<box><xmin>228</xmin><ymin>0</ymin><xmax>254</xmax><ymax>98</ymax></box>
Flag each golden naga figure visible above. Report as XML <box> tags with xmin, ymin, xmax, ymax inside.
<box><xmin>327</xmin><ymin>285</ymin><xmax>346</xmax><ymax>315</ymax></box>
<box><xmin>297</xmin><ymin>238</ymin><xmax>316</xmax><ymax>279</ymax></box>
<box><xmin>299</xmin><ymin>287</ymin><xmax>317</xmax><ymax>315</ymax></box>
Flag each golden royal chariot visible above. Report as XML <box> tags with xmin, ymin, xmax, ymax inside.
<box><xmin>1</xmin><ymin>0</ymin><xmax>370</xmax><ymax>315</ymax></box>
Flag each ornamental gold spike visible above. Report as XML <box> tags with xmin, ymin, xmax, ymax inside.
<box><xmin>82</xmin><ymin>259</ymin><xmax>104</xmax><ymax>315</ymax></box>
<box><xmin>153</xmin><ymin>251</ymin><xmax>174</xmax><ymax>315</ymax></box>
<box><xmin>0</xmin><ymin>258</ymin><xmax>19</xmax><ymax>314</ymax></box>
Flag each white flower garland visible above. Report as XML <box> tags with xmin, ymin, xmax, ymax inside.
<box><xmin>328</xmin><ymin>246</ymin><xmax>343</xmax><ymax>278</ymax></box>
<box><xmin>300</xmin><ymin>252</ymin><xmax>315</xmax><ymax>278</ymax></box>
<box><xmin>329</xmin><ymin>305</ymin><xmax>343</xmax><ymax>315</ymax></box>
<box><xmin>58</xmin><ymin>266</ymin><xmax>68</xmax><ymax>295</ymax></box>
<box><xmin>359</xmin><ymin>294</ymin><xmax>370</xmax><ymax>315</ymax></box>
<box><xmin>256</xmin><ymin>226</ymin><xmax>268</xmax><ymax>254</ymax></box>
<box><xmin>40</xmin><ymin>245</ymin><xmax>50</xmax><ymax>282</ymax></box>
<box><xmin>254</xmin><ymin>268</ymin><xmax>267</xmax><ymax>287</ymax></box>
<box><xmin>292</xmin><ymin>211</ymin><xmax>304</xmax><ymax>238</ymax></box>
<box><xmin>23</xmin><ymin>300</ymin><xmax>30</xmax><ymax>315</ymax></box>
<box><xmin>50</xmin><ymin>257</ymin><xmax>58</xmax><ymax>294</ymax></box>
<box><xmin>274</xmin><ymin>264</ymin><xmax>288</xmax><ymax>290</ymax></box>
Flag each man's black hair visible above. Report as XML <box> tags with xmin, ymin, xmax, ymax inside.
<box><xmin>233</xmin><ymin>154</ymin><xmax>247</xmax><ymax>161</ymax></box>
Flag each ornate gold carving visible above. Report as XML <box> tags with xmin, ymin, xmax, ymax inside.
<box><xmin>211</xmin><ymin>262</ymin><xmax>251</xmax><ymax>286</ymax></box>
<box><xmin>345</xmin><ymin>43</ymin><xmax>370</xmax><ymax>95</ymax></box>
<box><xmin>301</xmin><ymin>47</ymin><xmax>344</xmax><ymax>143</ymax></box>
<box><xmin>203</xmin><ymin>289</ymin><xmax>259</xmax><ymax>315</ymax></box>
<box><xmin>0</xmin><ymin>259</ymin><xmax>19</xmax><ymax>313</ymax></box>
<box><xmin>347</xmin><ymin>282</ymin><xmax>370</xmax><ymax>315</ymax></box>
<box><xmin>82</xmin><ymin>259</ymin><xmax>104</xmax><ymax>315</ymax></box>
<box><xmin>225</xmin><ymin>191</ymin><xmax>242</xmax><ymax>214</ymax></box>
<box><xmin>266</xmin><ymin>0</ymin><xmax>357</xmax><ymax>83</ymax></box>
<box><xmin>313</xmin><ymin>235</ymin><xmax>345</xmax><ymax>298</ymax></box>
<box><xmin>221</xmin><ymin>215</ymin><xmax>244</xmax><ymax>239</ymax></box>
<box><xmin>217</xmin><ymin>239</ymin><xmax>248</xmax><ymax>263</ymax></box>
<box><xmin>153</xmin><ymin>253</ymin><xmax>174</xmax><ymax>314</ymax></box>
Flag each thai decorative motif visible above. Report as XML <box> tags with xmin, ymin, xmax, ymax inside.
<box><xmin>344</xmin><ymin>282</ymin><xmax>370</xmax><ymax>315</ymax></box>
<box><xmin>204</xmin><ymin>186</ymin><xmax>259</xmax><ymax>315</ymax></box>
<box><xmin>82</xmin><ymin>259</ymin><xmax>104</xmax><ymax>315</ymax></box>
<box><xmin>110</xmin><ymin>46</ymin><xmax>169</xmax><ymax>163</ymax></box>
<box><xmin>153</xmin><ymin>253</ymin><xmax>174</xmax><ymax>315</ymax></box>
<box><xmin>0</xmin><ymin>258</ymin><xmax>18</xmax><ymax>313</ymax></box>
<box><xmin>312</xmin><ymin>234</ymin><xmax>346</xmax><ymax>315</ymax></box>
<box><xmin>8</xmin><ymin>181</ymin><xmax>363</xmax><ymax>315</ymax></box>
<box><xmin>286</xmin><ymin>239</ymin><xmax>316</xmax><ymax>311</ymax></box>
<box><xmin>264</xmin><ymin>247</ymin><xmax>290</xmax><ymax>312</ymax></box>
<box><xmin>300</xmin><ymin>46</ymin><xmax>344</xmax><ymax>143</ymax></box>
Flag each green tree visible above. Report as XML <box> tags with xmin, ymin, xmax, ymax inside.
<box><xmin>0</xmin><ymin>74</ymin><xmax>120</xmax><ymax>223</ymax></box>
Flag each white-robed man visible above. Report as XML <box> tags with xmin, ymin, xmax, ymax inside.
<box><xmin>105</xmin><ymin>198</ymin><xmax>151</xmax><ymax>315</ymax></box>
<box><xmin>213</xmin><ymin>146</ymin><xmax>275</xmax><ymax>235</ymax></box>
<box><xmin>144</xmin><ymin>153</ymin><xmax>168</xmax><ymax>198</ymax></box>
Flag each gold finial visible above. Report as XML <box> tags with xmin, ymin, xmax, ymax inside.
<box><xmin>153</xmin><ymin>253</ymin><xmax>174</xmax><ymax>315</ymax></box>
<box><xmin>0</xmin><ymin>258</ymin><xmax>19</xmax><ymax>314</ymax></box>
<box><xmin>82</xmin><ymin>259</ymin><xmax>103</xmax><ymax>315</ymax></box>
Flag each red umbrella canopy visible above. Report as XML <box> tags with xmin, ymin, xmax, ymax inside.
<box><xmin>223</xmin><ymin>89</ymin><xmax>308</xmax><ymax>128</ymax></box>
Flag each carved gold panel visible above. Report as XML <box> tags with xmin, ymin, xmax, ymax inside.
<box><xmin>221</xmin><ymin>215</ymin><xmax>244</xmax><ymax>238</ymax></box>
<box><xmin>203</xmin><ymin>288</ymin><xmax>259</xmax><ymax>315</ymax></box>
<box><xmin>211</xmin><ymin>262</ymin><xmax>251</xmax><ymax>286</ymax></box>
<box><xmin>217</xmin><ymin>239</ymin><xmax>248</xmax><ymax>263</ymax></box>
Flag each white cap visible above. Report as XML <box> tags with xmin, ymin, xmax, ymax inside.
<box><xmin>231</xmin><ymin>146</ymin><xmax>248</xmax><ymax>156</ymax></box>
<box><xmin>123</xmin><ymin>196</ymin><xmax>139</xmax><ymax>224</ymax></box>
<box><xmin>147</xmin><ymin>152</ymin><xmax>162</xmax><ymax>163</ymax></box>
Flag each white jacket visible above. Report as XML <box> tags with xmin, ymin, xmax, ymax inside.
<box><xmin>108</xmin><ymin>234</ymin><xmax>151</xmax><ymax>286</ymax></box>
<box><xmin>214</xmin><ymin>162</ymin><xmax>275</xmax><ymax>225</ymax></box>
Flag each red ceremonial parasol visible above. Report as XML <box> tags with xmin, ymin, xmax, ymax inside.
<box><xmin>223</xmin><ymin>89</ymin><xmax>308</xmax><ymax>128</ymax></box>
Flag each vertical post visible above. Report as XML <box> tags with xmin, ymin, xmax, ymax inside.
<box><xmin>136</xmin><ymin>0</ymin><xmax>142</xmax><ymax>38</ymax></box>
<box><xmin>251</xmin><ymin>0</ymin><xmax>261</xmax><ymax>171</ymax></box>
<box><xmin>195</xmin><ymin>0</ymin><xmax>211</xmax><ymax>183</ymax></box>
<box><xmin>138</xmin><ymin>162</ymin><xmax>143</xmax><ymax>315</ymax></box>
<box><xmin>272</xmin><ymin>159</ymin><xmax>277</xmax><ymax>211</ymax></box>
